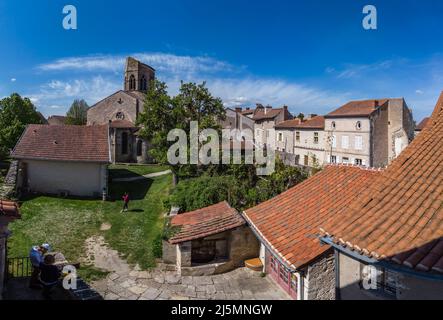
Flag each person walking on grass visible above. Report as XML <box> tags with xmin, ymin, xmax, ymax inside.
<box><xmin>121</xmin><ymin>192</ymin><xmax>130</xmax><ymax>213</ymax></box>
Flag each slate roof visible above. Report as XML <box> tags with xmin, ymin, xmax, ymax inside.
<box><xmin>169</xmin><ymin>201</ymin><xmax>245</xmax><ymax>244</ymax></box>
<box><xmin>243</xmin><ymin>165</ymin><xmax>380</xmax><ymax>270</ymax></box>
<box><xmin>321</xmin><ymin>92</ymin><xmax>443</xmax><ymax>274</ymax></box>
<box><xmin>326</xmin><ymin>99</ymin><xmax>390</xmax><ymax>118</ymax></box>
<box><xmin>252</xmin><ymin>107</ymin><xmax>291</xmax><ymax>121</ymax></box>
<box><xmin>11</xmin><ymin>124</ymin><xmax>110</xmax><ymax>163</ymax></box>
<box><xmin>0</xmin><ymin>200</ymin><xmax>20</xmax><ymax>218</ymax></box>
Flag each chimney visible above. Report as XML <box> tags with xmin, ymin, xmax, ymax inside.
<box><xmin>235</xmin><ymin>107</ymin><xmax>242</xmax><ymax>113</ymax></box>
<box><xmin>374</xmin><ymin>100</ymin><xmax>379</xmax><ymax>107</ymax></box>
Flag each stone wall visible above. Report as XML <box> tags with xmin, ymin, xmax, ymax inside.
<box><xmin>306</xmin><ymin>250</ymin><xmax>336</xmax><ymax>300</ymax></box>
<box><xmin>87</xmin><ymin>91</ymin><xmax>139</xmax><ymax>126</ymax></box>
<box><xmin>162</xmin><ymin>240</ymin><xmax>177</xmax><ymax>265</ymax></box>
<box><xmin>0</xmin><ymin>161</ymin><xmax>18</xmax><ymax>199</ymax></box>
<box><xmin>229</xmin><ymin>226</ymin><xmax>260</xmax><ymax>267</ymax></box>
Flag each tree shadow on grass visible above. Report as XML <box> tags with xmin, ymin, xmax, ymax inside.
<box><xmin>109</xmin><ymin>178</ymin><xmax>153</xmax><ymax>201</ymax></box>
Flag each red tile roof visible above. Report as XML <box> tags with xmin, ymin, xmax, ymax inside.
<box><xmin>295</xmin><ymin>116</ymin><xmax>325</xmax><ymax>129</ymax></box>
<box><xmin>326</xmin><ymin>99</ymin><xmax>389</xmax><ymax>118</ymax></box>
<box><xmin>275</xmin><ymin>119</ymin><xmax>302</xmax><ymax>129</ymax></box>
<box><xmin>0</xmin><ymin>200</ymin><xmax>21</xmax><ymax>218</ymax></box>
<box><xmin>416</xmin><ymin>117</ymin><xmax>430</xmax><ymax>131</ymax></box>
<box><xmin>243</xmin><ymin>165</ymin><xmax>380</xmax><ymax>269</ymax></box>
<box><xmin>11</xmin><ymin>124</ymin><xmax>110</xmax><ymax>163</ymax></box>
<box><xmin>321</xmin><ymin>92</ymin><xmax>443</xmax><ymax>274</ymax></box>
<box><xmin>169</xmin><ymin>201</ymin><xmax>245</xmax><ymax>244</ymax></box>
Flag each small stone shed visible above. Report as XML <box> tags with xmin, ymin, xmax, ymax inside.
<box><xmin>163</xmin><ymin>201</ymin><xmax>259</xmax><ymax>276</ymax></box>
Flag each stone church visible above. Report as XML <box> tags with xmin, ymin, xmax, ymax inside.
<box><xmin>87</xmin><ymin>57</ymin><xmax>155</xmax><ymax>163</ymax></box>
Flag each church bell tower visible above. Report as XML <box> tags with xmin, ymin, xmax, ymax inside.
<box><xmin>124</xmin><ymin>57</ymin><xmax>156</xmax><ymax>93</ymax></box>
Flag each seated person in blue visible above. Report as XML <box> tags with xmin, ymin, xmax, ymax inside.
<box><xmin>29</xmin><ymin>243</ymin><xmax>51</xmax><ymax>289</ymax></box>
<box><xmin>39</xmin><ymin>254</ymin><xmax>61</xmax><ymax>299</ymax></box>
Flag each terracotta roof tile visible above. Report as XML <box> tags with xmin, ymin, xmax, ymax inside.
<box><xmin>243</xmin><ymin>165</ymin><xmax>380</xmax><ymax>269</ymax></box>
<box><xmin>0</xmin><ymin>200</ymin><xmax>21</xmax><ymax>218</ymax></box>
<box><xmin>169</xmin><ymin>201</ymin><xmax>245</xmax><ymax>244</ymax></box>
<box><xmin>321</xmin><ymin>92</ymin><xmax>443</xmax><ymax>274</ymax></box>
<box><xmin>416</xmin><ymin>117</ymin><xmax>431</xmax><ymax>131</ymax></box>
<box><xmin>294</xmin><ymin>116</ymin><xmax>325</xmax><ymax>129</ymax></box>
<box><xmin>275</xmin><ymin>119</ymin><xmax>302</xmax><ymax>129</ymax></box>
<box><xmin>326</xmin><ymin>99</ymin><xmax>390</xmax><ymax>118</ymax></box>
<box><xmin>11</xmin><ymin>124</ymin><xmax>110</xmax><ymax>163</ymax></box>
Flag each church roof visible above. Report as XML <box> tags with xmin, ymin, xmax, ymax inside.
<box><xmin>11</xmin><ymin>124</ymin><xmax>111</xmax><ymax>163</ymax></box>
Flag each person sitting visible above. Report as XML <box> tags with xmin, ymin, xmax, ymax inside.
<box><xmin>39</xmin><ymin>254</ymin><xmax>61</xmax><ymax>299</ymax></box>
<box><xmin>29</xmin><ymin>243</ymin><xmax>51</xmax><ymax>289</ymax></box>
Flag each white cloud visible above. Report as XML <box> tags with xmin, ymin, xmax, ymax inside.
<box><xmin>26</xmin><ymin>76</ymin><xmax>121</xmax><ymax>116</ymax></box>
<box><xmin>415</xmin><ymin>89</ymin><xmax>424</xmax><ymax>95</ymax></box>
<box><xmin>37</xmin><ymin>53</ymin><xmax>238</xmax><ymax>76</ymax></box>
<box><xmin>333</xmin><ymin>60</ymin><xmax>394</xmax><ymax>79</ymax></box>
<box><xmin>10</xmin><ymin>78</ymin><xmax>16</xmax><ymax>82</ymax></box>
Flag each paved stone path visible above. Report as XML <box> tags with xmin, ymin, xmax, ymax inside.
<box><xmin>91</xmin><ymin>267</ymin><xmax>291</xmax><ymax>300</ymax></box>
<box><xmin>86</xmin><ymin>236</ymin><xmax>290</xmax><ymax>300</ymax></box>
<box><xmin>112</xmin><ymin>170</ymin><xmax>171</xmax><ymax>182</ymax></box>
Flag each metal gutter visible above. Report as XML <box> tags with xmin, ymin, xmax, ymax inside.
<box><xmin>321</xmin><ymin>236</ymin><xmax>443</xmax><ymax>282</ymax></box>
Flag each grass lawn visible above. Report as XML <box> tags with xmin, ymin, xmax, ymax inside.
<box><xmin>7</xmin><ymin>166</ymin><xmax>172</xmax><ymax>281</ymax></box>
<box><xmin>109</xmin><ymin>163</ymin><xmax>170</xmax><ymax>179</ymax></box>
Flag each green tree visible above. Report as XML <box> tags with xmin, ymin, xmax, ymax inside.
<box><xmin>0</xmin><ymin>93</ymin><xmax>43</xmax><ymax>159</ymax></box>
<box><xmin>297</xmin><ymin>112</ymin><xmax>305</xmax><ymax>121</ymax></box>
<box><xmin>65</xmin><ymin>99</ymin><xmax>89</xmax><ymax>125</ymax></box>
<box><xmin>137</xmin><ymin>80</ymin><xmax>226</xmax><ymax>185</ymax></box>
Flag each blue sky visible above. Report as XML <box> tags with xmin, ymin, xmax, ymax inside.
<box><xmin>1</xmin><ymin>0</ymin><xmax>443</xmax><ymax>121</ymax></box>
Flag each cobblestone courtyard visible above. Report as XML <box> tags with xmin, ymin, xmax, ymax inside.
<box><xmin>91</xmin><ymin>267</ymin><xmax>291</xmax><ymax>300</ymax></box>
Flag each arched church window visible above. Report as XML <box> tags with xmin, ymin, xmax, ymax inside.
<box><xmin>129</xmin><ymin>75</ymin><xmax>136</xmax><ymax>90</ymax></box>
<box><xmin>137</xmin><ymin>140</ymin><xmax>143</xmax><ymax>156</ymax></box>
<box><xmin>121</xmin><ymin>132</ymin><xmax>129</xmax><ymax>155</ymax></box>
<box><xmin>140</xmin><ymin>75</ymin><xmax>147</xmax><ymax>91</ymax></box>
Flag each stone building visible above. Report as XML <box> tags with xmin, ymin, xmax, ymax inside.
<box><xmin>243</xmin><ymin>165</ymin><xmax>380</xmax><ymax>300</ymax></box>
<box><xmin>324</xmin><ymin>99</ymin><xmax>415</xmax><ymax>168</ymax></box>
<box><xmin>220</xmin><ymin>107</ymin><xmax>255</xmax><ymax>133</ymax></box>
<box><xmin>320</xmin><ymin>92</ymin><xmax>443</xmax><ymax>300</ymax></box>
<box><xmin>292</xmin><ymin>116</ymin><xmax>326</xmax><ymax>167</ymax></box>
<box><xmin>240</xmin><ymin>104</ymin><xmax>292</xmax><ymax>149</ymax></box>
<box><xmin>11</xmin><ymin>125</ymin><xmax>110</xmax><ymax>198</ymax></box>
<box><xmin>87</xmin><ymin>57</ymin><xmax>155</xmax><ymax>164</ymax></box>
<box><xmin>163</xmin><ymin>201</ymin><xmax>259</xmax><ymax>276</ymax></box>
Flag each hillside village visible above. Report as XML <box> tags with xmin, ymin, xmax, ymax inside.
<box><xmin>1</xmin><ymin>57</ymin><xmax>442</xmax><ymax>300</ymax></box>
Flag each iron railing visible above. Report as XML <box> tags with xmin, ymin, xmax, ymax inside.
<box><xmin>6</xmin><ymin>257</ymin><xmax>32</xmax><ymax>279</ymax></box>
